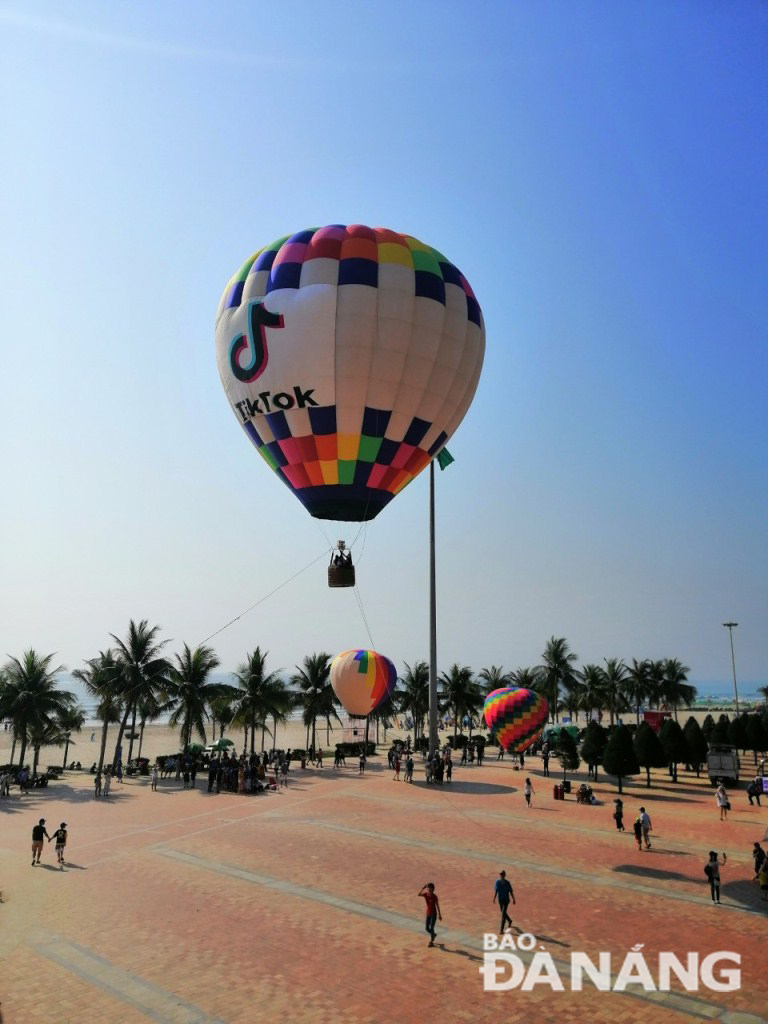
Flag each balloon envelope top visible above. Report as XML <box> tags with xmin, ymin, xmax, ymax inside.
<box><xmin>483</xmin><ymin>687</ymin><xmax>549</xmax><ymax>754</ymax></box>
<box><xmin>330</xmin><ymin>649</ymin><xmax>398</xmax><ymax>717</ymax></box>
<box><xmin>215</xmin><ymin>225</ymin><xmax>485</xmax><ymax>521</ymax></box>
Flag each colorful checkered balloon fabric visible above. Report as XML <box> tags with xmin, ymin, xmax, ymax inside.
<box><xmin>215</xmin><ymin>225</ymin><xmax>485</xmax><ymax>521</ymax></box>
<box><xmin>330</xmin><ymin>649</ymin><xmax>398</xmax><ymax>717</ymax></box>
<box><xmin>483</xmin><ymin>687</ymin><xmax>549</xmax><ymax>754</ymax></box>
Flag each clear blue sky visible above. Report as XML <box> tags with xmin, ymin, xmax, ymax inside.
<box><xmin>1</xmin><ymin>1</ymin><xmax>766</xmax><ymax>689</ymax></box>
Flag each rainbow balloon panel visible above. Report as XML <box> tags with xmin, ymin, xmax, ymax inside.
<box><xmin>330</xmin><ymin>649</ymin><xmax>398</xmax><ymax>717</ymax></box>
<box><xmin>215</xmin><ymin>225</ymin><xmax>484</xmax><ymax>522</ymax></box>
<box><xmin>483</xmin><ymin>687</ymin><xmax>549</xmax><ymax>754</ymax></box>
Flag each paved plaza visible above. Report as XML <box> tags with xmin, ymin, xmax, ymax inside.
<box><xmin>1</xmin><ymin>754</ymin><xmax>767</xmax><ymax>1024</ymax></box>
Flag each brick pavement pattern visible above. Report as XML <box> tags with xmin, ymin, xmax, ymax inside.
<box><xmin>1</xmin><ymin>755</ymin><xmax>767</xmax><ymax>1024</ymax></box>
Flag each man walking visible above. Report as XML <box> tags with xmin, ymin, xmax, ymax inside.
<box><xmin>31</xmin><ymin>818</ymin><xmax>51</xmax><ymax>865</ymax></box>
<box><xmin>418</xmin><ymin>883</ymin><xmax>442</xmax><ymax>947</ymax></box>
<box><xmin>493</xmin><ymin>870</ymin><xmax>515</xmax><ymax>933</ymax></box>
<box><xmin>639</xmin><ymin>806</ymin><xmax>652</xmax><ymax>849</ymax></box>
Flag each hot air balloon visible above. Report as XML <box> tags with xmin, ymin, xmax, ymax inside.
<box><xmin>330</xmin><ymin>649</ymin><xmax>398</xmax><ymax>717</ymax></box>
<box><xmin>483</xmin><ymin>688</ymin><xmax>549</xmax><ymax>754</ymax></box>
<box><xmin>215</xmin><ymin>225</ymin><xmax>485</xmax><ymax>524</ymax></box>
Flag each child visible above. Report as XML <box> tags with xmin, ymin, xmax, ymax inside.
<box><xmin>50</xmin><ymin>822</ymin><xmax>68</xmax><ymax>867</ymax></box>
<box><xmin>418</xmin><ymin>883</ymin><xmax>442</xmax><ymax>947</ymax></box>
<box><xmin>524</xmin><ymin>778</ymin><xmax>535</xmax><ymax>807</ymax></box>
<box><xmin>613</xmin><ymin>798</ymin><xmax>625</xmax><ymax>831</ymax></box>
<box><xmin>632</xmin><ymin>816</ymin><xmax>643</xmax><ymax>851</ymax></box>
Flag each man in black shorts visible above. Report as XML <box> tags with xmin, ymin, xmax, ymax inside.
<box><xmin>50</xmin><ymin>822</ymin><xmax>68</xmax><ymax>867</ymax></box>
<box><xmin>31</xmin><ymin>818</ymin><xmax>51</xmax><ymax>865</ymax></box>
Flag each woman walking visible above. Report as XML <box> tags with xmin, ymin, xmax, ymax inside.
<box><xmin>715</xmin><ymin>783</ymin><xmax>730</xmax><ymax>821</ymax></box>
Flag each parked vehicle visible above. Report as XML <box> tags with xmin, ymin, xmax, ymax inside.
<box><xmin>707</xmin><ymin>744</ymin><xmax>740</xmax><ymax>786</ymax></box>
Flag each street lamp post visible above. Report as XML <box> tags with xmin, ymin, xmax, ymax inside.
<box><xmin>722</xmin><ymin>622</ymin><xmax>740</xmax><ymax>717</ymax></box>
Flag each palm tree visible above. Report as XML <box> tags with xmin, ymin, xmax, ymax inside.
<box><xmin>266</xmin><ymin>682</ymin><xmax>296</xmax><ymax>751</ymax></box>
<box><xmin>136</xmin><ymin>692</ymin><xmax>174</xmax><ymax>759</ymax></box>
<box><xmin>645</xmin><ymin>659</ymin><xmax>666</xmax><ymax>710</ymax></box>
<box><xmin>602</xmin><ymin>658</ymin><xmax>629</xmax><ymax>727</ymax></box>
<box><xmin>478</xmin><ymin>665</ymin><xmax>510</xmax><ymax>692</ymax></box>
<box><xmin>623</xmin><ymin>658</ymin><xmax>652</xmax><ymax>726</ymax></box>
<box><xmin>0</xmin><ymin>650</ymin><xmax>72</xmax><ymax>768</ymax></box>
<box><xmin>660</xmin><ymin>658</ymin><xmax>696</xmax><ymax>721</ymax></box>
<box><xmin>397</xmin><ymin>661</ymin><xmax>430</xmax><ymax>746</ymax></box>
<box><xmin>510</xmin><ymin>666</ymin><xmax>544</xmax><ymax>690</ymax></box>
<box><xmin>27</xmin><ymin>702</ymin><xmax>85</xmax><ymax>776</ymax></box>
<box><xmin>291</xmin><ymin>652</ymin><xmax>335</xmax><ymax>752</ymax></box>
<box><xmin>440</xmin><ymin>664</ymin><xmax>480</xmax><ymax>737</ymax></box>
<box><xmin>167</xmin><ymin>644</ymin><xmax>230</xmax><ymax>751</ymax></box>
<box><xmin>578</xmin><ymin>664</ymin><xmax>607</xmax><ymax>723</ymax></box>
<box><xmin>73</xmin><ymin>649</ymin><xmax>123</xmax><ymax>772</ymax></box>
<box><xmin>110</xmin><ymin>620</ymin><xmax>172</xmax><ymax>766</ymax></box>
<box><xmin>57</xmin><ymin>704</ymin><xmax>87</xmax><ymax>769</ymax></box>
<box><xmin>540</xmin><ymin>637</ymin><xmax>578</xmax><ymax>723</ymax></box>
<box><xmin>561</xmin><ymin>676</ymin><xmax>585</xmax><ymax>723</ymax></box>
<box><xmin>208</xmin><ymin>693</ymin><xmax>236</xmax><ymax>743</ymax></box>
<box><xmin>233</xmin><ymin>648</ymin><xmax>283</xmax><ymax>754</ymax></box>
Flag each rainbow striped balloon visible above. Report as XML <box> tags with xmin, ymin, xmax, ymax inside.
<box><xmin>330</xmin><ymin>649</ymin><xmax>398</xmax><ymax>717</ymax></box>
<box><xmin>483</xmin><ymin>687</ymin><xmax>549</xmax><ymax>754</ymax></box>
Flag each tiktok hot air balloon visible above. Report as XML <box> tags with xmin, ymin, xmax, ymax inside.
<box><xmin>215</xmin><ymin>225</ymin><xmax>485</xmax><ymax>522</ymax></box>
<box><xmin>330</xmin><ymin>649</ymin><xmax>398</xmax><ymax>717</ymax></box>
<box><xmin>483</xmin><ymin>688</ymin><xmax>549</xmax><ymax>754</ymax></box>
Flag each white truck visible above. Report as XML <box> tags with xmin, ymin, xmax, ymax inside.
<box><xmin>707</xmin><ymin>744</ymin><xmax>740</xmax><ymax>786</ymax></box>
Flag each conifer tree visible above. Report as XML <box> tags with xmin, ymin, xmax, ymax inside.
<box><xmin>603</xmin><ymin>725</ymin><xmax>639</xmax><ymax>794</ymax></box>
<box><xmin>633</xmin><ymin>722</ymin><xmax>667</xmax><ymax>787</ymax></box>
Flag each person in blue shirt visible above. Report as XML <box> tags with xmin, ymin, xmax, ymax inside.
<box><xmin>493</xmin><ymin>870</ymin><xmax>515</xmax><ymax>933</ymax></box>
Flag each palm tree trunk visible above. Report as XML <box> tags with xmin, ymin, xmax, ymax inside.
<box><xmin>10</xmin><ymin>731</ymin><xmax>17</xmax><ymax>765</ymax></box>
<box><xmin>18</xmin><ymin>732</ymin><xmax>28</xmax><ymax>769</ymax></box>
<box><xmin>113</xmin><ymin>702</ymin><xmax>132</xmax><ymax>767</ymax></box>
<box><xmin>273</xmin><ymin>714</ymin><xmax>278</xmax><ymax>749</ymax></box>
<box><xmin>99</xmin><ymin>716</ymin><xmax>109</xmax><ymax>770</ymax></box>
<box><xmin>33</xmin><ymin>744</ymin><xmax>41</xmax><ymax>777</ymax></box>
<box><xmin>62</xmin><ymin>735</ymin><xmax>71</xmax><ymax>768</ymax></box>
<box><xmin>127</xmin><ymin>703</ymin><xmax>138</xmax><ymax>763</ymax></box>
<box><xmin>138</xmin><ymin>720</ymin><xmax>145</xmax><ymax>759</ymax></box>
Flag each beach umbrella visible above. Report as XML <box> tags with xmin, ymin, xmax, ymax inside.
<box><xmin>215</xmin><ymin>224</ymin><xmax>485</xmax><ymax>523</ymax></box>
<box><xmin>483</xmin><ymin>688</ymin><xmax>549</xmax><ymax>754</ymax></box>
<box><xmin>186</xmin><ymin>743</ymin><xmax>205</xmax><ymax>754</ymax></box>
<box><xmin>210</xmin><ymin>738</ymin><xmax>234</xmax><ymax>751</ymax></box>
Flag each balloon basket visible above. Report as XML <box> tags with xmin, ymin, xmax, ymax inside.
<box><xmin>328</xmin><ymin>563</ymin><xmax>356</xmax><ymax>588</ymax></box>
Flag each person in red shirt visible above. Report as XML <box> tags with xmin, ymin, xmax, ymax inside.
<box><xmin>418</xmin><ymin>883</ymin><xmax>442</xmax><ymax>947</ymax></box>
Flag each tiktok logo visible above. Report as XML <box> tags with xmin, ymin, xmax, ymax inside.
<box><xmin>229</xmin><ymin>300</ymin><xmax>285</xmax><ymax>383</ymax></box>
